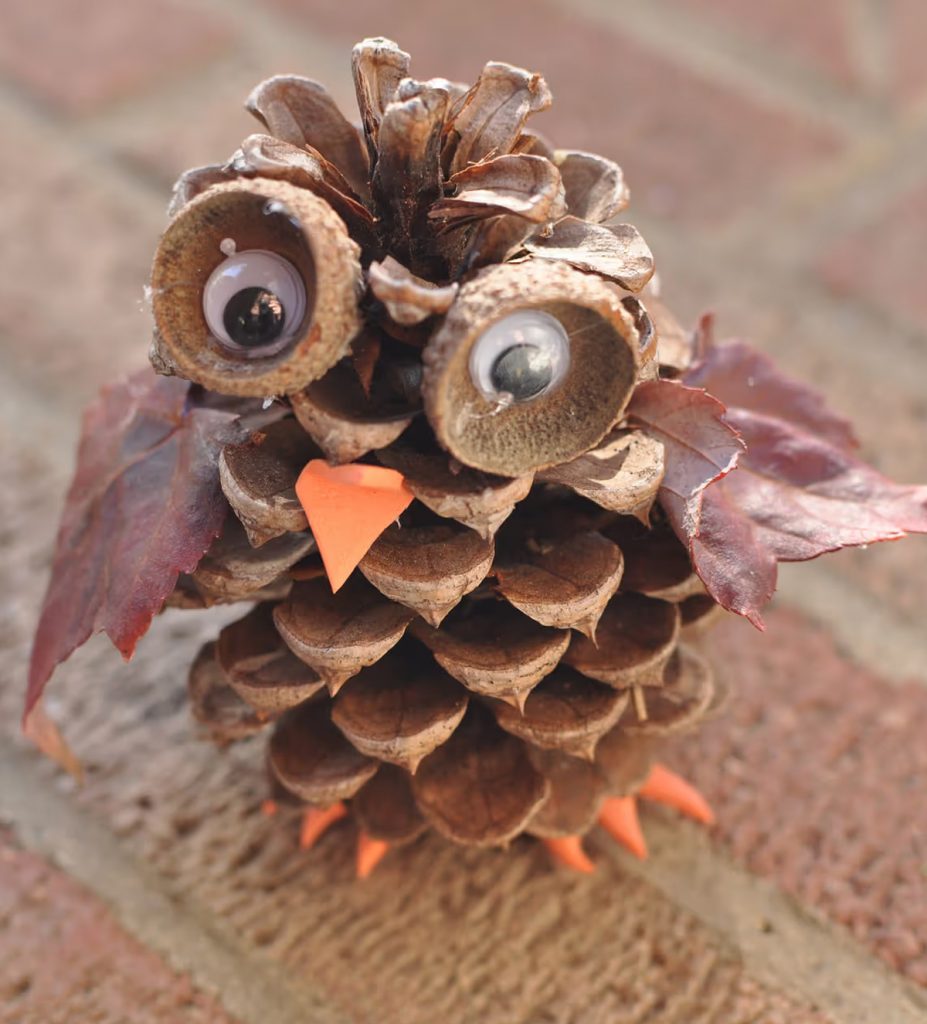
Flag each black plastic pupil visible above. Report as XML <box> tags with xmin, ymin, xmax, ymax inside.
<box><xmin>223</xmin><ymin>287</ymin><xmax>285</xmax><ymax>348</ymax></box>
<box><xmin>490</xmin><ymin>343</ymin><xmax>554</xmax><ymax>401</ymax></box>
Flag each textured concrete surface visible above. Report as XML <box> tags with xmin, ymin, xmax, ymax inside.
<box><xmin>2</xmin><ymin>0</ymin><xmax>927</xmax><ymax>1021</ymax></box>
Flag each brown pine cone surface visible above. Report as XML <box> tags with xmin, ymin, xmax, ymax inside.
<box><xmin>155</xmin><ymin>38</ymin><xmax>728</xmax><ymax>849</ymax></box>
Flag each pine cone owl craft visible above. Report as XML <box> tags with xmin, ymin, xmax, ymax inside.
<box><xmin>27</xmin><ymin>38</ymin><xmax>927</xmax><ymax>877</ymax></box>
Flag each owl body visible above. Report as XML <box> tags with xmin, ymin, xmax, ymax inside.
<box><xmin>151</xmin><ymin>38</ymin><xmax>727</xmax><ymax>855</ymax></box>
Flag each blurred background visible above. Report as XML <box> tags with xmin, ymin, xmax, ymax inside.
<box><xmin>1</xmin><ymin>2</ymin><xmax>926</xmax><ymax>1022</ymax></box>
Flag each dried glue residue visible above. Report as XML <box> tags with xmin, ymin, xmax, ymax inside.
<box><xmin>262</xmin><ymin>200</ymin><xmax>300</xmax><ymax>229</ymax></box>
<box><xmin>219</xmin><ymin>238</ymin><xmax>237</xmax><ymax>257</ymax></box>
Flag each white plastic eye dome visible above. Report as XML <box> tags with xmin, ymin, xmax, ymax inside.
<box><xmin>202</xmin><ymin>249</ymin><xmax>307</xmax><ymax>354</ymax></box>
<box><xmin>469</xmin><ymin>309</ymin><xmax>570</xmax><ymax>403</ymax></box>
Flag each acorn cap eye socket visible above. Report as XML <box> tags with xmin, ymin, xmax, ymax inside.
<box><xmin>423</xmin><ymin>261</ymin><xmax>641</xmax><ymax>476</ymax></box>
<box><xmin>150</xmin><ymin>178</ymin><xmax>362</xmax><ymax>397</ymax></box>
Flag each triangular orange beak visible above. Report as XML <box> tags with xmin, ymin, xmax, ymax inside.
<box><xmin>295</xmin><ymin>460</ymin><xmax>414</xmax><ymax>592</ymax></box>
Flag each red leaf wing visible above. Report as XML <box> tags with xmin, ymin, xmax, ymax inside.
<box><xmin>627</xmin><ymin>378</ymin><xmax>744</xmax><ymax>537</ymax></box>
<box><xmin>680</xmin><ymin>341</ymin><xmax>927</xmax><ymax>624</ymax></box>
<box><xmin>723</xmin><ymin>408</ymin><xmax>927</xmax><ymax>559</ymax></box>
<box><xmin>685</xmin><ymin>339</ymin><xmax>858</xmax><ymax>451</ymax></box>
<box><xmin>690</xmin><ymin>483</ymin><xmax>777</xmax><ymax>628</ymax></box>
<box><xmin>26</xmin><ymin>372</ymin><xmax>245</xmax><ymax>718</ymax></box>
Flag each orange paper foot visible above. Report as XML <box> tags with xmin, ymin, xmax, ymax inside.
<box><xmin>299</xmin><ymin>802</ymin><xmax>348</xmax><ymax>850</ymax></box>
<box><xmin>260</xmin><ymin>798</ymin><xmax>279</xmax><ymax>818</ymax></box>
<box><xmin>544</xmin><ymin>835</ymin><xmax>596</xmax><ymax>873</ymax></box>
<box><xmin>639</xmin><ymin>763</ymin><xmax>715</xmax><ymax>825</ymax></box>
<box><xmin>598</xmin><ymin>796</ymin><xmax>648</xmax><ymax>860</ymax></box>
<box><xmin>355</xmin><ymin>833</ymin><xmax>390</xmax><ymax>878</ymax></box>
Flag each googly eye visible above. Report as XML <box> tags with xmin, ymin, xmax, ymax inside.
<box><xmin>202</xmin><ymin>249</ymin><xmax>308</xmax><ymax>354</ymax></box>
<box><xmin>469</xmin><ymin>310</ymin><xmax>570</xmax><ymax>404</ymax></box>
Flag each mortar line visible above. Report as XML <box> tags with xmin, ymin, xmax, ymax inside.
<box><xmin>4</xmin><ymin>729</ymin><xmax>924</xmax><ymax>1024</ymax></box>
<box><xmin>0</xmin><ymin>741</ymin><xmax>348</xmax><ymax>1024</ymax></box>
<box><xmin>845</xmin><ymin>0</ymin><xmax>892</xmax><ymax>99</ymax></box>
<box><xmin>600</xmin><ymin>817</ymin><xmax>927</xmax><ymax>1024</ymax></box>
<box><xmin>0</xmin><ymin>0</ymin><xmax>920</xmax><ymax>287</ymax></box>
<box><xmin>548</xmin><ymin>0</ymin><xmax>888</xmax><ymax>138</ymax></box>
<box><xmin>638</xmin><ymin>212</ymin><xmax>927</xmax><ymax>387</ymax></box>
<box><xmin>5</xmin><ymin>729</ymin><xmax>917</xmax><ymax>1024</ymax></box>
<box><xmin>714</xmin><ymin>122</ymin><xmax>927</xmax><ymax>266</ymax></box>
<box><xmin>775</xmin><ymin>562</ymin><xmax>927</xmax><ymax>686</ymax></box>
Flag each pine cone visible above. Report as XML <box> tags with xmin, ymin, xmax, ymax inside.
<box><xmin>154</xmin><ymin>38</ymin><xmax>726</xmax><ymax>856</ymax></box>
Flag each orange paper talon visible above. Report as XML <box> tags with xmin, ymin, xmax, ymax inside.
<box><xmin>260</xmin><ymin>798</ymin><xmax>279</xmax><ymax>818</ymax></box>
<box><xmin>295</xmin><ymin>460</ymin><xmax>413</xmax><ymax>592</ymax></box>
<box><xmin>640</xmin><ymin>763</ymin><xmax>715</xmax><ymax>825</ymax></box>
<box><xmin>598</xmin><ymin>796</ymin><xmax>648</xmax><ymax>860</ymax></box>
<box><xmin>23</xmin><ymin>700</ymin><xmax>83</xmax><ymax>782</ymax></box>
<box><xmin>355</xmin><ymin>833</ymin><xmax>390</xmax><ymax>878</ymax></box>
<box><xmin>544</xmin><ymin>835</ymin><xmax>596</xmax><ymax>873</ymax></box>
<box><xmin>299</xmin><ymin>801</ymin><xmax>348</xmax><ymax>850</ymax></box>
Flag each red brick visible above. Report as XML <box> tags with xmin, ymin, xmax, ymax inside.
<box><xmin>0</xmin><ymin>100</ymin><xmax>162</xmax><ymax>412</ymax></box>
<box><xmin>673</xmin><ymin>0</ymin><xmax>856</xmax><ymax>88</ymax></box>
<box><xmin>668</xmin><ymin>608</ymin><xmax>927</xmax><ymax>985</ymax></box>
<box><xmin>831</xmin><ymin>540</ymin><xmax>927</xmax><ymax>627</ymax></box>
<box><xmin>817</xmin><ymin>181</ymin><xmax>927</xmax><ymax>334</ymax></box>
<box><xmin>93</xmin><ymin>43</ymin><xmax>354</xmax><ymax>189</ymax></box>
<box><xmin>267</xmin><ymin>0</ymin><xmax>840</xmax><ymax>225</ymax></box>
<box><xmin>0</xmin><ymin>831</ymin><xmax>237</xmax><ymax>1024</ymax></box>
<box><xmin>0</xmin><ymin>0</ymin><xmax>232</xmax><ymax>114</ymax></box>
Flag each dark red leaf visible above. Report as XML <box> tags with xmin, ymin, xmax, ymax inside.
<box><xmin>688</xmin><ymin>482</ymin><xmax>776</xmax><ymax>628</ymax></box>
<box><xmin>685</xmin><ymin>339</ymin><xmax>858</xmax><ymax>451</ymax></box>
<box><xmin>627</xmin><ymin>378</ymin><xmax>744</xmax><ymax>536</ymax></box>
<box><xmin>681</xmin><ymin>341</ymin><xmax>927</xmax><ymax>626</ymax></box>
<box><xmin>26</xmin><ymin>371</ymin><xmax>245</xmax><ymax>719</ymax></box>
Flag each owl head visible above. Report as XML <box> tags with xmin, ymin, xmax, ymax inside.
<box><xmin>149</xmin><ymin>37</ymin><xmax>667</xmax><ymax>482</ymax></box>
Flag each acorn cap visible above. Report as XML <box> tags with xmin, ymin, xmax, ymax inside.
<box><xmin>151</xmin><ymin>178</ymin><xmax>362</xmax><ymax>396</ymax></box>
<box><xmin>422</xmin><ymin>261</ymin><xmax>640</xmax><ymax>475</ymax></box>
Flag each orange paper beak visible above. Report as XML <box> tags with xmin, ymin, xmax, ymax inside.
<box><xmin>295</xmin><ymin>460</ymin><xmax>414</xmax><ymax>592</ymax></box>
